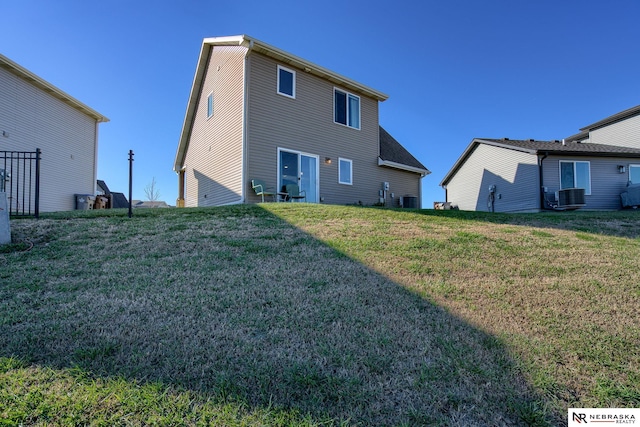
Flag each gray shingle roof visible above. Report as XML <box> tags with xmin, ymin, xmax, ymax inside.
<box><xmin>379</xmin><ymin>126</ymin><xmax>429</xmax><ymax>172</ymax></box>
<box><xmin>111</xmin><ymin>192</ymin><xmax>129</xmax><ymax>209</ymax></box>
<box><xmin>441</xmin><ymin>137</ymin><xmax>640</xmax><ymax>187</ymax></box>
<box><xmin>478</xmin><ymin>138</ymin><xmax>640</xmax><ymax>156</ymax></box>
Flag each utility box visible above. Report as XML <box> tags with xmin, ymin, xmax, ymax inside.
<box><xmin>0</xmin><ymin>192</ymin><xmax>10</xmax><ymax>245</ymax></box>
<box><xmin>402</xmin><ymin>196</ymin><xmax>418</xmax><ymax>209</ymax></box>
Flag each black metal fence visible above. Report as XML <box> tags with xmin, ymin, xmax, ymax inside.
<box><xmin>0</xmin><ymin>149</ymin><xmax>40</xmax><ymax>217</ymax></box>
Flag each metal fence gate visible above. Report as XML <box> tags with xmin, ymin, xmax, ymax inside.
<box><xmin>0</xmin><ymin>149</ymin><xmax>40</xmax><ymax>217</ymax></box>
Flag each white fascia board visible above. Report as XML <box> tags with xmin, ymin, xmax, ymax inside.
<box><xmin>378</xmin><ymin>158</ymin><xmax>430</xmax><ymax>176</ymax></box>
<box><xmin>207</xmin><ymin>35</ymin><xmax>389</xmax><ymax>102</ymax></box>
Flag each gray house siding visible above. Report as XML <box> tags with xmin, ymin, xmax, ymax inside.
<box><xmin>246</xmin><ymin>52</ymin><xmax>417</xmax><ymax>206</ymax></box>
<box><xmin>0</xmin><ymin>64</ymin><xmax>98</xmax><ymax>212</ymax></box>
<box><xmin>446</xmin><ymin>144</ymin><xmax>539</xmax><ymax>212</ymax></box>
<box><xmin>183</xmin><ymin>45</ymin><xmax>246</xmax><ymax>207</ymax></box>
<box><xmin>590</xmin><ymin>114</ymin><xmax>640</xmax><ymax>150</ymax></box>
<box><xmin>542</xmin><ymin>156</ymin><xmax>632</xmax><ymax>210</ymax></box>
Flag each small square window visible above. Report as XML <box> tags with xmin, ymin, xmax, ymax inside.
<box><xmin>334</xmin><ymin>89</ymin><xmax>360</xmax><ymax>129</ymax></box>
<box><xmin>338</xmin><ymin>158</ymin><xmax>352</xmax><ymax>185</ymax></box>
<box><xmin>277</xmin><ymin>65</ymin><xmax>296</xmax><ymax>98</ymax></box>
<box><xmin>630</xmin><ymin>164</ymin><xmax>640</xmax><ymax>184</ymax></box>
<box><xmin>207</xmin><ymin>92</ymin><xmax>214</xmax><ymax>118</ymax></box>
<box><xmin>559</xmin><ymin>160</ymin><xmax>591</xmax><ymax>195</ymax></box>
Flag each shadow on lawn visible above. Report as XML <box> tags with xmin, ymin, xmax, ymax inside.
<box><xmin>1</xmin><ymin>205</ymin><xmax>562</xmax><ymax>426</ymax></box>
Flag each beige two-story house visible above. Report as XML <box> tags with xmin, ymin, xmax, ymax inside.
<box><xmin>174</xmin><ymin>35</ymin><xmax>429</xmax><ymax>208</ymax></box>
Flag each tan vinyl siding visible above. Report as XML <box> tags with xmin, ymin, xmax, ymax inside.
<box><xmin>245</xmin><ymin>52</ymin><xmax>421</xmax><ymax>206</ymax></box>
<box><xmin>183</xmin><ymin>45</ymin><xmax>246</xmax><ymax>207</ymax></box>
<box><xmin>542</xmin><ymin>156</ymin><xmax>630</xmax><ymax>210</ymax></box>
<box><xmin>0</xmin><ymin>65</ymin><xmax>97</xmax><ymax>212</ymax></box>
<box><xmin>446</xmin><ymin>144</ymin><xmax>539</xmax><ymax>212</ymax></box>
<box><xmin>590</xmin><ymin>114</ymin><xmax>640</xmax><ymax>149</ymax></box>
<box><xmin>376</xmin><ymin>166</ymin><xmax>422</xmax><ymax>207</ymax></box>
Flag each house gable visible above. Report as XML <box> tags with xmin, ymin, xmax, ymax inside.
<box><xmin>565</xmin><ymin>104</ymin><xmax>640</xmax><ymax>149</ymax></box>
<box><xmin>443</xmin><ymin>140</ymin><xmax>540</xmax><ymax>212</ymax></box>
<box><xmin>180</xmin><ymin>45</ymin><xmax>247</xmax><ymax>207</ymax></box>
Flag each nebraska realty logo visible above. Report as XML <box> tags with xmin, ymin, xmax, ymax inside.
<box><xmin>569</xmin><ymin>408</ymin><xmax>638</xmax><ymax>425</ymax></box>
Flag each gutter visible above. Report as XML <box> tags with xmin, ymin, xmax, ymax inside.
<box><xmin>93</xmin><ymin>121</ymin><xmax>100</xmax><ymax>194</ymax></box>
<box><xmin>377</xmin><ymin>158</ymin><xmax>430</xmax><ymax>176</ymax></box>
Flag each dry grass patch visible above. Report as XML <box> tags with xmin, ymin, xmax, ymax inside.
<box><xmin>266</xmin><ymin>204</ymin><xmax>640</xmax><ymax>420</ymax></box>
<box><xmin>3</xmin><ymin>205</ymin><xmax>639</xmax><ymax>425</ymax></box>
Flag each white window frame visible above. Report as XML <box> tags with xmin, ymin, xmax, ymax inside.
<box><xmin>559</xmin><ymin>160</ymin><xmax>591</xmax><ymax>195</ymax></box>
<box><xmin>629</xmin><ymin>164</ymin><xmax>640</xmax><ymax>184</ymax></box>
<box><xmin>333</xmin><ymin>88</ymin><xmax>361</xmax><ymax>130</ymax></box>
<box><xmin>277</xmin><ymin>65</ymin><xmax>296</xmax><ymax>99</ymax></box>
<box><xmin>338</xmin><ymin>157</ymin><xmax>353</xmax><ymax>185</ymax></box>
<box><xmin>206</xmin><ymin>92</ymin><xmax>214</xmax><ymax>118</ymax></box>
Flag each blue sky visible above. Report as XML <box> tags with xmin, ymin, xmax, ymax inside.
<box><xmin>2</xmin><ymin>0</ymin><xmax>640</xmax><ymax>207</ymax></box>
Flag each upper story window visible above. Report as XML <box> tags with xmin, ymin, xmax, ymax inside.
<box><xmin>334</xmin><ymin>89</ymin><xmax>360</xmax><ymax>130</ymax></box>
<box><xmin>560</xmin><ymin>160</ymin><xmax>591</xmax><ymax>195</ymax></box>
<box><xmin>207</xmin><ymin>92</ymin><xmax>214</xmax><ymax>118</ymax></box>
<box><xmin>277</xmin><ymin>65</ymin><xmax>296</xmax><ymax>98</ymax></box>
<box><xmin>338</xmin><ymin>157</ymin><xmax>353</xmax><ymax>185</ymax></box>
<box><xmin>629</xmin><ymin>164</ymin><xmax>640</xmax><ymax>184</ymax></box>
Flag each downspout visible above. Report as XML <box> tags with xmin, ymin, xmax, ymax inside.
<box><xmin>93</xmin><ymin>121</ymin><xmax>99</xmax><ymax>195</ymax></box>
<box><xmin>239</xmin><ymin>39</ymin><xmax>254</xmax><ymax>204</ymax></box>
<box><xmin>538</xmin><ymin>152</ymin><xmax>548</xmax><ymax>210</ymax></box>
<box><xmin>419</xmin><ymin>173</ymin><xmax>423</xmax><ymax>208</ymax></box>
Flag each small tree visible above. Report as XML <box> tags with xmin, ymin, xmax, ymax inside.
<box><xmin>144</xmin><ymin>177</ymin><xmax>161</xmax><ymax>205</ymax></box>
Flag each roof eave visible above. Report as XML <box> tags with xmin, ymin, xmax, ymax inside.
<box><xmin>0</xmin><ymin>53</ymin><xmax>109</xmax><ymax>123</ymax></box>
<box><xmin>441</xmin><ymin>138</ymin><xmax>640</xmax><ymax>186</ymax></box>
<box><xmin>565</xmin><ymin>130</ymin><xmax>589</xmax><ymax>142</ymax></box>
<box><xmin>579</xmin><ymin>104</ymin><xmax>640</xmax><ymax>132</ymax></box>
<box><xmin>378</xmin><ymin>158</ymin><xmax>430</xmax><ymax>176</ymax></box>
<box><xmin>206</xmin><ymin>35</ymin><xmax>389</xmax><ymax>102</ymax></box>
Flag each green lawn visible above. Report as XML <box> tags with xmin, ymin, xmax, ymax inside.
<box><xmin>1</xmin><ymin>205</ymin><xmax>639</xmax><ymax>426</ymax></box>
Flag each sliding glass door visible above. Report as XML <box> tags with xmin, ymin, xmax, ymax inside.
<box><xmin>278</xmin><ymin>149</ymin><xmax>318</xmax><ymax>202</ymax></box>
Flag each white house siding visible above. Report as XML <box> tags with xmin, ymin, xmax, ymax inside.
<box><xmin>542</xmin><ymin>156</ymin><xmax>631</xmax><ymax>210</ymax></box>
<box><xmin>246</xmin><ymin>52</ymin><xmax>420</xmax><ymax>206</ymax></box>
<box><xmin>590</xmin><ymin>114</ymin><xmax>640</xmax><ymax>149</ymax></box>
<box><xmin>0</xmin><ymin>65</ymin><xmax>97</xmax><ymax>212</ymax></box>
<box><xmin>446</xmin><ymin>144</ymin><xmax>539</xmax><ymax>212</ymax></box>
<box><xmin>183</xmin><ymin>45</ymin><xmax>246</xmax><ymax>207</ymax></box>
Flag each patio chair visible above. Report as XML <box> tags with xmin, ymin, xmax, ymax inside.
<box><xmin>251</xmin><ymin>179</ymin><xmax>276</xmax><ymax>202</ymax></box>
<box><xmin>285</xmin><ymin>184</ymin><xmax>306</xmax><ymax>202</ymax></box>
